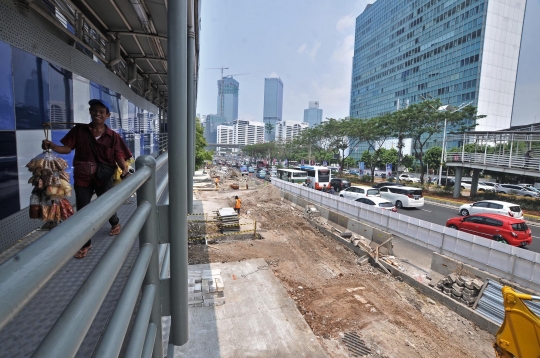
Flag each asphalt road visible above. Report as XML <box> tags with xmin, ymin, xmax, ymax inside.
<box><xmin>396</xmin><ymin>202</ymin><xmax>540</xmax><ymax>253</ymax></box>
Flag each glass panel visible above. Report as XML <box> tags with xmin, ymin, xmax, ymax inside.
<box><xmin>101</xmin><ymin>87</ymin><xmax>120</xmax><ymax>130</ymax></box>
<box><xmin>0</xmin><ymin>131</ymin><xmax>19</xmax><ymax>219</ymax></box>
<box><xmin>13</xmin><ymin>48</ymin><xmax>50</xmax><ymax>129</ymax></box>
<box><xmin>73</xmin><ymin>74</ymin><xmax>91</xmax><ymax>124</ymax></box>
<box><xmin>49</xmin><ymin>63</ymin><xmax>73</xmax><ymax>129</ymax></box>
<box><xmin>0</xmin><ymin>41</ymin><xmax>15</xmax><ymax>130</ymax></box>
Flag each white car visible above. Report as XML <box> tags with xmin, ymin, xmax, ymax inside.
<box><xmin>355</xmin><ymin>196</ymin><xmax>397</xmax><ymax>212</ymax></box>
<box><xmin>458</xmin><ymin>200</ymin><xmax>523</xmax><ymax>218</ymax></box>
<box><xmin>379</xmin><ymin>186</ymin><xmax>424</xmax><ymax>208</ymax></box>
<box><xmin>339</xmin><ymin>186</ymin><xmax>380</xmax><ymax>200</ymax></box>
<box><xmin>398</xmin><ymin>174</ymin><xmax>420</xmax><ymax>183</ymax></box>
<box><xmin>460</xmin><ymin>180</ymin><xmax>494</xmax><ymax>191</ymax></box>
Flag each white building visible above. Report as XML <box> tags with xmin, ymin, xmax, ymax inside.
<box><xmin>216</xmin><ymin>125</ymin><xmax>235</xmax><ymax>154</ymax></box>
<box><xmin>275</xmin><ymin>121</ymin><xmax>308</xmax><ymax>142</ymax></box>
<box><xmin>233</xmin><ymin>120</ymin><xmax>265</xmax><ymax>146</ymax></box>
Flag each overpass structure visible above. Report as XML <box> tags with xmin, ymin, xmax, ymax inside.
<box><xmin>444</xmin><ymin>125</ymin><xmax>540</xmax><ymax>197</ymax></box>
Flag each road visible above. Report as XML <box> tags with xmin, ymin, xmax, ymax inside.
<box><xmin>393</xmin><ymin>202</ymin><xmax>540</xmax><ymax>253</ymax></box>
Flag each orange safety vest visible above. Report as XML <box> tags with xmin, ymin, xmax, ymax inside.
<box><xmin>235</xmin><ymin>199</ymin><xmax>241</xmax><ymax>209</ymax></box>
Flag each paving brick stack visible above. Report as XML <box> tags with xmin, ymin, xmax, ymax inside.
<box><xmin>435</xmin><ymin>273</ymin><xmax>484</xmax><ymax>306</ymax></box>
<box><xmin>188</xmin><ymin>269</ymin><xmax>225</xmax><ymax>307</ymax></box>
<box><xmin>216</xmin><ymin>208</ymin><xmax>240</xmax><ymax>234</ymax></box>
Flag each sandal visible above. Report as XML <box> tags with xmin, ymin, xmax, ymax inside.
<box><xmin>109</xmin><ymin>223</ymin><xmax>121</xmax><ymax>236</ymax></box>
<box><xmin>74</xmin><ymin>245</ymin><xmax>92</xmax><ymax>259</ymax></box>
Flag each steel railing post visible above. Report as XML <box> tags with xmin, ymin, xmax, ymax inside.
<box><xmin>187</xmin><ymin>3</ymin><xmax>195</xmax><ymax>214</ymax></box>
<box><xmin>168</xmin><ymin>0</ymin><xmax>189</xmax><ymax>348</ymax></box>
<box><xmin>135</xmin><ymin>155</ymin><xmax>163</xmax><ymax>358</ymax></box>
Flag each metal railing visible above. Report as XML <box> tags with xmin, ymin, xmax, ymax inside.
<box><xmin>0</xmin><ymin>153</ymin><xmax>169</xmax><ymax>357</ymax></box>
<box><xmin>446</xmin><ymin>152</ymin><xmax>540</xmax><ymax>171</ymax></box>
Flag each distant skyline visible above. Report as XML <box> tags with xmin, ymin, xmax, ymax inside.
<box><xmin>196</xmin><ymin>0</ymin><xmax>539</xmax><ymax>127</ymax></box>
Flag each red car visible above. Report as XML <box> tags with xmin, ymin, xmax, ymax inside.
<box><xmin>446</xmin><ymin>213</ymin><xmax>532</xmax><ymax>247</ymax></box>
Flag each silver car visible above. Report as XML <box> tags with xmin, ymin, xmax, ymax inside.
<box><xmin>495</xmin><ymin>184</ymin><xmax>539</xmax><ymax>197</ymax></box>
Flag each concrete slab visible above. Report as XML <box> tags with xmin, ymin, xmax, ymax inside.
<box><xmin>165</xmin><ymin>258</ymin><xmax>327</xmax><ymax>358</ymax></box>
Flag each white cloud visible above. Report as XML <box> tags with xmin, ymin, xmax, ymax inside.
<box><xmin>268</xmin><ymin>72</ymin><xmax>279</xmax><ymax>78</ymax></box>
<box><xmin>336</xmin><ymin>13</ymin><xmax>356</xmax><ymax>33</ymax></box>
<box><xmin>309</xmin><ymin>41</ymin><xmax>322</xmax><ymax>61</ymax></box>
<box><xmin>297</xmin><ymin>43</ymin><xmax>307</xmax><ymax>54</ymax></box>
<box><xmin>332</xmin><ymin>35</ymin><xmax>354</xmax><ymax>64</ymax></box>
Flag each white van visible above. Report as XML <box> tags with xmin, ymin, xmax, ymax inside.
<box><xmin>379</xmin><ymin>186</ymin><xmax>424</xmax><ymax>208</ymax></box>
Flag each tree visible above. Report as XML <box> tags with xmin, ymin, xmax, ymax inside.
<box><xmin>195</xmin><ymin>118</ymin><xmax>213</xmax><ymax>168</ymax></box>
<box><xmin>361</xmin><ymin>115</ymin><xmax>392</xmax><ymax>181</ymax></box>
<box><xmin>344</xmin><ymin>156</ymin><xmax>356</xmax><ymax>169</ymax></box>
<box><xmin>424</xmin><ymin>146</ymin><xmax>442</xmax><ymax>174</ymax></box>
<box><xmin>400</xmin><ymin>98</ymin><xmax>485</xmax><ymax>184</ymax></box>
<box><xmin>401</xmin><ymin>154</ymin><xmax>415</xmax><ymax>169</ymax></box>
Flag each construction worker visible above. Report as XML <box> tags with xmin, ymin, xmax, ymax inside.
<box><xmin>214</xmin><ymin>176</ymin><xmax>219</xmax><ymax>188</ymax></box>
<box><xmin>234</xmin><ymin>195</ymin><xmax>242</xmax><ymax>215</ymax></box>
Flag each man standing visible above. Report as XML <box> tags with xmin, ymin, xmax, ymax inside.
<box><xmin>525</xmin><ymin>150</ymin><xmax>532</xmax><ymax>168</ymax></box>
<box><xmin>42</xmin><ymin>99</ymin><xmax>132</xmax><ymax>259</ymax></box>
<box><xmin>234</xmin><ymin>195</ymin><xmax>241</xmax><ymax>215</ymax></box>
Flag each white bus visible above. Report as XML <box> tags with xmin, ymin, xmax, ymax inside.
<box><xmin>298</xmin><ymin>166</ymin><xmax>331</xmax><ymax>190</ymax></box>
<box><xmin>276</xmin><ymin>169</ymin><xmax>308</xmax><ymax>183</ymax></box>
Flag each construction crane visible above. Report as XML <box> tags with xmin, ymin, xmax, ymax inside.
<box><xmin>207</xmin><ymin>67</ymin><xmax>229</xmax><ymax>116</ymax></box>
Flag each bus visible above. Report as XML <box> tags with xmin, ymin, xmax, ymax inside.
<box><xmin>298</xmin><ymin>166</ymin><xmax>331</xmax><ymax>190</ymax></box>
<box><xmin>276</xmin><ymin>169</ymin><xmax>308</xmax><ymax>183</ymax></box>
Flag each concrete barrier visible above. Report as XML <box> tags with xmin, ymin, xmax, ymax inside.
<box><xmin>273</xmin><ymin>179</ymin><xmax>540</xmax><ymax>293</ymax></box>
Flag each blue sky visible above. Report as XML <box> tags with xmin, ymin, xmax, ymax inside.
<box><xmin>196</xmin><ymin>0</ymin><xmax>539</xmax><ymax>126</ymax></box>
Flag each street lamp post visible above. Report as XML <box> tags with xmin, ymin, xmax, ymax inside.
<box><xmin>438</xmin><ymin>117</ymin><xmax>448</xmax><ymax>186</ymax></box>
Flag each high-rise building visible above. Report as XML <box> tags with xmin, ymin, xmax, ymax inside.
<box><xmin>275</xmin><ymin>121</ymin><xmax>309</xmax><ymax>142</ymax></box>
<box><xmin>263</xmin><ymin>77</ymin><xmax>284</xmax><ymax>141</ymax></box>
<box><xmin>217</xmin><ymin>76</ymin><xmax>239</xmax><ymax>123</ymax></box>
<box><xmin>350</xmin><ymin>0</ymin><xmax>526</xmax><ymax>135</ymax></box>
<box><xmin>216</xmin><ymin>124</ymin><xmax>235</xmax><ymax>155</ymax></box>
<box><xmin>303</xmin><ymin>101</ymin><xmax>323</xmax><ymax>127</ymax></box>
<box><xmin>204</xmin><ymin>114</ymin><xmax>228</xmax><ymax>144</ymax></box>
<box><xmin>233</xmin><ymin>120</ymin><xmax>265</xmax><ymax>146</ymax></box>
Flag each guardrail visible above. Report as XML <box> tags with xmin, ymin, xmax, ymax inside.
<box><xmin>446</xmin><ymin>152</ymin><xmax>540</xmax><ymax>171</ymax></box>
<box><xmin>0</xmin><ymin>153</ymin><xmax>170</xmax><ymax>357</ymax></box>
<box><xmin>272</xmin><ymin>178</ymin><xmax>540</xmax><ymax>293</ymax></box>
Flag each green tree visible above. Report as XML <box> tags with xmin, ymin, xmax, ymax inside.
<box><xmin>424</xmin><ymin>146</ymin><xmax>442</xmax><ymax>172</ymax></box>
<box><xmin>195</xmin><ymin>118</ymin><xmax>213</xmax><ymax>168</ymax></box>
<box><xmin>400</xmin><ymin>98</ymin><xmax>485</xmax><ymax>184</ymax></box>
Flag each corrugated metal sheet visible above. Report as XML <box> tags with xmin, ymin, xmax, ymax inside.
<box><xmin>475</xmin><ymin>279</ymin><xmax>540</xmax><ymax>325</ymax></box>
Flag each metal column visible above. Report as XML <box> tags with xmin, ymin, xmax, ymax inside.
<box><xmin>167</xmin><ymin>0</ymin><xmax>189</xmax><ymax>347</ymax></box>
<box><xmin>454</xmin><ymin>167</ymin><xmax>463</xmax><ymax>198</ymax></box>
<box><xmin>135</xmin><ymin>155</ymin><xmax>163</xmax><ymax>358</ymax></box>
<box><xmin>470</xmin><ymin>169</ymin><xmax>480</xmax><ymax>196</ymax></box>
<box><xmin>187</xmin><ymin>1</ymin><xmax>195</xmax><ymax>214</ymax></box>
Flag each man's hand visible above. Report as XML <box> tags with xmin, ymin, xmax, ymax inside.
<box><xmin>42</xmin><ymin>140</ymin><xmax>52</xmax><ymax>150</ymax></box>
<box><xmin>120</xmin><ymin>167</ymin><xmax>131</xmax><ymax>179</ymax></box>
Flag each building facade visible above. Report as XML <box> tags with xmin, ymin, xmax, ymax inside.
<box><xmin>263</xmin><ymin>77</ymin><xmax>284</xmax><ymax>141</ymax></box>
<box><xmin>204</xmin><ymin>114</ymin><xmax>228</xmax><ymax>144</ymax></box>
<box><xmin>217</xmin><ymin>76</ymin><xmax>239</xmax><ymax>123</ymax></box>
<box><xmin>216</xmin><ymin>125</ymin><xmax>235</xmax><ymax>155</ymax></box>
<box><xmin>275</xmin><ymin>121</ymin><xmax>309</xmax><ymax>142</ymax></box>
<box><xmin>233</xmin><ymin>120</ymin><xmax>265</xmax><ymax>146</ymax></box>
<box><xmin>350</xmin><ymin>0</ymin><xmax>526</xmax><ymax>136</ymax></box>
<box><xmin>303</xmin><ymin>101</ymin><xmax>323</xmax><ymax>127</ymax></box>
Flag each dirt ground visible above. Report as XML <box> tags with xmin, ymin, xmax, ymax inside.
<box><xmin>191</xmin><ymin>179</ymin><xmax>495</xmax><ymax>358</ymax></box>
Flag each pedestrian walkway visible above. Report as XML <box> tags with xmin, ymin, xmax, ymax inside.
<box><xmin>0</xmin><ymin>164</ymin><xmax>168</xmax><ymax>357</ymax></box>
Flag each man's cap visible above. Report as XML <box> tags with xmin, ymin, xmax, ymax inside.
<box><xmin>88</xmin><ymin>99</ymin><xmax>110</xmax><ymax>112</ymax></box>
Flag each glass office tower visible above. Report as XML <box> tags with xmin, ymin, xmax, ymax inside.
<box><xmin>263</xmin><ymin>77</ymin><xmax>284</xmax><ymax>141</ymax></box>
<box><xmin>217</xmin><ymin>76</ymin><xmax>239</xmax><ymax>123</ymax></box>
<box><xmin>303</xmin><ymin>101</ymin><xmax>323</xmax><ymax>128</ymax></box>
<box><xmin>349</xmin><ymin>0</ymin><xmax>526</xmax><ymax>160</ymax></box>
